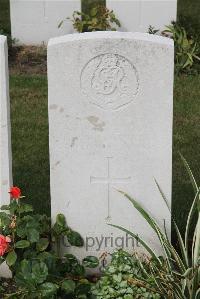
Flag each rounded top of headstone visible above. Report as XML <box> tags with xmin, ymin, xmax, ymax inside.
<box><xmin>0</xmin><ymin>35</ymin><xmax>7</xmax><ymax>44</ymax></box>
<box><xmin>48</xmin><ymin>31</ymin><xmax>174</xmax><ymax>48</ymax></box>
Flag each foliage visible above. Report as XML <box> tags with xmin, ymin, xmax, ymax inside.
<box><xmin>59</xmin><ymin>4</ymin><xmax>120</xmax><ymax>33</ymax></box>
<box><xmin>148</xmin><ymin>26</ymin><xmax>159</xmax><ymax>35</ymax></box>
<box><xmin>177</xmin><ymin>15</ymin><xmax>200</xmax><ymax>44</ymax></box>
<box><xmin>92</xmin><ymin>250</ymin><xmax>160</xmax><ymax>299</ymax></box>
<box><xmin>0</xmin><ymin>190</ymin><xmax>99</xmax><ymax>298</ymax></box>
<box><xmin>163</xmin><ymin>22</ymin><xmax>200</xmax><ymax>74</ymax></box>
<box><xmin>110</xmin><ymin>156</ymin><xmax>200</xmax><ymax>298</ymax></box>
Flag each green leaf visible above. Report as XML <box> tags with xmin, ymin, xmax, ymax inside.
<box><xmin>18</xmin><ymin>204</ymin><xmax>33</xmax><ymax>214</ymax></box>
<box><xmin>56</xmin><ymin>213</ymin><xmax>66</xmax><ymax>227</ymax></box>
<box><xmin>39</xmin><ymin>282</ymin><xmax>59</xmax><ymax>297</ymax></box>
<box><xmin>32</xmin><ymin>261</ymin><xmax>48</xmax><ymax>284</ymax></box>
<box><xmin>76</xmin><ymin>283</ymin><xmax>91</xmax><ymax>296</ymax></box>
<box><xmin>36</xmin><ymin>238</ymin><xmax>49</xmax><ymax>252</ymax></box>
<box><xmin>61</xmin><ymin>280</ymin><xmax>76</xmax><ymax>294</ymax></box>
<box><xmin>82</xmin><ymin>256</ymin><xmax>99</xmax><ymax>268</ymax></box>
<box><xmin>27</xmin><ymin>228</ymin><xmax>39</xmax><ymax>243</ymax></box>
<box><xmin>15</xmin><ymin>240</ymin><xmax>30</xmax><ymax>249</ymax></box>
<box><xmin>90</xmin><ymin>7</ymin><xmax>97</xmax><ymax>17</ymax></box>
<box><xmin>1</xmin><ymin>205</ymin><xmax>10</xmax><ymax>210</ymax></box>
<box><xmin>66</xmin><ymin>230</ymin><xmax>84</xmax><ymax>247</ymax></box>
<box><xmin>6</xmin><ymin>251</ymin><xmax>17</xmax><ymax>267</ymax></box>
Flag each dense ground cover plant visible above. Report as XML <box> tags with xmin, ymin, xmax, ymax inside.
<box><xmin>92</xmin><ymin>250</ymin><xmax>160</xmax><ymax>299</ymax></box>
<box><xmin>111</xmin><ymin>156</ymin><xmax>200</xmax><ymax>299</ymax></box>
<box><xmin>59</xmin><ymin>4</ymin><xmax>120</xmax><ymax>33</ymax></box>
<box><xmin>0</xmin><ymin>188</ymin><xmax>99</xmax><ymax>298</ymax></box>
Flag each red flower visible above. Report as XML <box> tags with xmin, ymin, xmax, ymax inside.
<box><xmin>9</xmin><ymin>187</ymin><xmax>21</xmax><ymax>199</ymax></box>
<box><xmin>0</xmin><ymin>235</ymin><xmax>11</xmax><ymax>256</ymax></box>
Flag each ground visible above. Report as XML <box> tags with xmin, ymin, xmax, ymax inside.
<box><xmin>0</xmin><ymin>0</ymin><xmax>200</xmax><ymax>238</ymax></box>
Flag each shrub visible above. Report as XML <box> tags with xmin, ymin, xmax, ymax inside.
<box><xmin>163</xmin><ymin>22</ymin><xmax>200</xmax><ymax>74</ymax></box>
<box><xmin>59</xmin><ymin>4</ymin><xmax>120</xmax><ymax>33</ymax></box>
<box><xmin>0</xmin><ymin>187</ymin><xmax>99</xmax><ymax>298</ymax></box>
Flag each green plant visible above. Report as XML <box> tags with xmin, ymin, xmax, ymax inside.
<box><xmin>59</xmin><ymin>4</ymin><xmax>120</xmax><ymax>33</ymax></box>
<box><xmin>92</xmin><ymin>250</ymin><xmax>161</xmax><ymax>299</ymax></box>
<box><xmin>163</xmin><ymin>23</ymin><xmax>200</xmax><ymax>73</ymax></box>
<box><xmin>0</xmin><ymin>188</ymin><xmax>99</xmax><ymax>298</ymax></box>
<box><xmin>110</xmin><ymin>155</ymin><xmax>200</xmax><ymax>298</ymax></box>
<box><xmin>148</xmin><ymin>25</ymin><xmax>159</xmax><ymax>35</ymax></box>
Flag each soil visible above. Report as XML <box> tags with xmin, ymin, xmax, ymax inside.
<box><xmin>9</xmin><ymin>45</ymin><xmax>47</xmax><ymax>75</ymax></box>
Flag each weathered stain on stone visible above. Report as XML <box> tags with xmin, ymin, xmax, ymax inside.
<box><xmin>60</xmin><ymin>107</ymin><xmax>64</xmax><ymax>113</ymax></box>
<box><xmin>49</xmin><ymin>104</ymin><xmax>58</xmax><ymax>110</ymax></box>
<box><xmin>70</xmin><ymin>137</ymin><xmax>78</xmax><ymax>147</ymax></box>
<box><xmin>87</xmin><ymin>116</ymin><xmax>105</xmax><ymax>132</ymax></box>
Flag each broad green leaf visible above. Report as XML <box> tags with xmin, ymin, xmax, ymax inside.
<box><xmin>61</xmin><ymin>280</ymin><xmax>76</xmax><ymax>294</ymax></box>
<box><xmin>32</xmin><ymin>261</ymin><xmax>48</xmax><ymax>284</ymax></box>
<box><xmin>82</xmin><ymin>256</ymin><xmax>99</xmax><ymax>268</ymax></box>
<box><xmin>39</xmin><ymin>282</ymin><xmax>59</xmax><ymax>297</ymax></box>
<box><xmin>67</xmin><ymin>230</ymin><xmax>84</xmax><ymax>247</ymax></box>
<box><xmin>27</xmin><ymin>228</ymin><xmax>39</xmax><ymax>243</ymax></box>
<box><xmin>56</xmin><ymin>213</ymin><xmax>66</xmax><ymax>227</ymax></box>
<box><xmin>36</xmin><ymin>238</ymin><xmax>49</xmax><ymax>252</ymax></box>
<box><xmin>6</xmin><ymin>251</ymin><xmax>17</xmax><ymax>267</ymax></box>
<box><xmin>15</xmin><ymin>240</ymin><xmax>30</xmax><ymax>249</ymax></box>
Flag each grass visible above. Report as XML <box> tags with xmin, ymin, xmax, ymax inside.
<box><xmin>1</xmin><ymin>0</ymin><xmax>200</xmax><ymax>237</ymax></box>
<box><xmin>178</xmin><ymin>0</ymin><xmax>200</xmax><ymax>22</ymax></box>
<box><xmin>10</xmin><ymin>75</ymin><xmax>50</xmax><ymax>215</ymax></box>
<box><xmin>172</xmin><ymin>74</ymin><xmax>200</xmax><ymax>238</ymax></box>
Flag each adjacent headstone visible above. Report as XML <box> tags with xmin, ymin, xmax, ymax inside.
<box><xmin>10</xmin><ymin>0</ymin><xmax>81</xmax><ymax>45</ymax></box>
<box><xmin>107</xmin><ymin>0</ymin><xmax>177</xmax><ymax>33</ymax></box>
<box><xmin>0</xmin><ymin>35</ymin><xmax>12</xmax><ymax>278</ymax></box>
<box><xmin>0</xmin><ymin>36</ymin><xmax>12</xmax><ymax>206</ymax></box>
<box><xmin>48</xmin><ymin>32</ymin><xmax>174</xmax><ymax>261</ymax></box>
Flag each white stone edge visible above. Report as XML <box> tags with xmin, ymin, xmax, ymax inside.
<box><xmin>0</xmin><ymin>35</ymin><xmax>7</xmax><ymax>46</ymax></box>
<box><xmin>0</xmin><ymin>35</ymin><xmax>13</xmax><ymax>279</ymax></box>
<box><xmin>48</xmin><ymin>31</ymin><xmax>174</xmax><ymax>48</ymax></box>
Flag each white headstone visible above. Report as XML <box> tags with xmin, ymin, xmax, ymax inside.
<box><xmin>10</xmin><ymin>0</ymin><xmax>81</xmax><ymax>45</ymax></box>
<box><xmin>107</xmin><ymin>0</ymin><xmax>177</xmax><ymax>33</ymax></box>
<box><xmin>0</xmin><ymin>36</ymin><xmax>12</xmax><ymax>206</ymax></box>
<box><xmin>0</xmin><ymin>35</ymin><xmax>12</xmax><ymax>278</ymax></box>
<box><xmin>48</xmin><ymin>32</ymin><xmax>174</xmax><ymax>260</ymax></box>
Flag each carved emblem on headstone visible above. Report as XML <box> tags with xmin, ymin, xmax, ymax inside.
<box><xmin>81</xmin><ymin>53</ymin><xmax>139</xmax><ymax>110</ymax></box>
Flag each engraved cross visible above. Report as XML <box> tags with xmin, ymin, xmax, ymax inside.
<box><xmin>90</xmin><ymin>157</ymin><xmax>131</xmax><ymax>221</ymax></box>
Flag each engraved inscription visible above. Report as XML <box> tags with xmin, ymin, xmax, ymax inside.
<box><xmin>90</xmin><ymin>157</ymin><xmax>131</xmax><ymax>221</ymax></box>
<box><xmin>81</xmin><ymin>54</ymin><xmax>139</xmax><ymax>110</ymax></box>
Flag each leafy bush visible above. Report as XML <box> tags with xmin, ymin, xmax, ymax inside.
<box><xmin>111</xmin><ymin>155</ymin><xmax>200</xmax><ymax>298</ymax></box>
<box><xmin>92</xmin><ymin>250</ymin><xmax>160</xmax><ymax>299</ymax></box>
<box><xmin>59</xmin><ymin>4</ymin><xmax>120</xmax><ymax>33</ymax></box>
<box><xmin>163</xmin><ymin>22</ymin><xmax>200</xmax><ymax>74</ymax></box>
<box><xmin>0</xmin><ymin>188</ymin><xmax>99</xmax><ymax>298</ymax></box>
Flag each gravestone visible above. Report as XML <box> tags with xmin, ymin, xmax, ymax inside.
<box><xmin>10</xmin><ymin>0</ymin><xmax>81</xmax><ymax>45</ymax></box>
<box><xmin>107</xmin><ymin>0</ymin><xmax>177</xmax><ymax>32</ymax></box>
<box><xmin>0</xmin><ymin>35</ymin><xmax>12</xmax><ymax>278</ymax></box>
<box><xmin>48</xmin><ymin>32</ymin><xmax>174</xmax><ymax>260</ymax></box>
